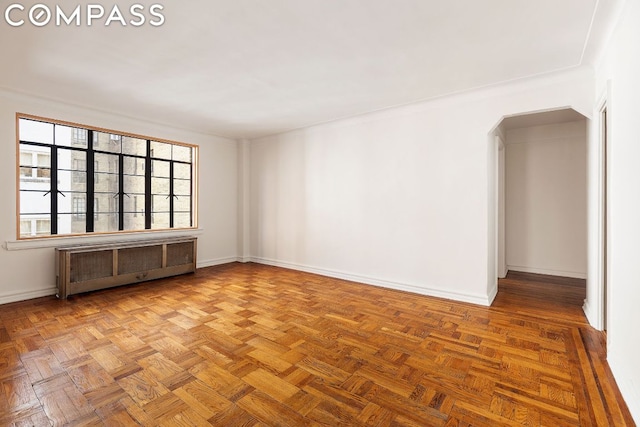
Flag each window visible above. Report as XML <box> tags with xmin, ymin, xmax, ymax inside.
<box><xmin>20</xmin><ymin>220</ymin><xmax>31</xmax><ymax>236</ymax></box>
<box><xmin>19</xmin><ymin>152</ymin><xmax>32</xmax><ymax>178</ymax></box>
<box><xmin>19</xmin><ymin>150</ymin><xmax>51</xmax><ymax>180</ymax></box>
<box><xmin>72</xmin><ymin>158</ymin><xmax>87</xmax><ymax>183</ymax></box>
<box><xmin>72</xmin><ymin>196</ymin><xmax>86</xmax><ymax>219</ymax></box>
<box><xmin>36</xmin><ymin>219</ymin><xmax>51</xmax><ymax>236</ymax></box>
<box><xmin>36</xmin><ymin>154</ymin><xmax>51</xmax><ymax>178</ymax></box>
<box><xmin>17</xmin><ymin>115</ymin><xmax>197</xmax><ymax>239</ymax></box>
<box><xmin>72</xmin><ymin>128</ymin><xmax>88</xmax><ymax>145</ymax></box>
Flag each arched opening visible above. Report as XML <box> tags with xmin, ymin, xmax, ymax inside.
<box><xmin>489</xmin><ymin>107</ymin><xmax>590</xmax><ymax>315</ymax></box>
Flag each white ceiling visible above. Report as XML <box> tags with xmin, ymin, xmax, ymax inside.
<box><xmin>0</xmin><ymin>0</ymin><xmax>621</xmax><ymax>139</ymax></box>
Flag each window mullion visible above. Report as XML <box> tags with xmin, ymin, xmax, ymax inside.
<box><xmin>86</xmin><ymin>131</ymin><xmax>95</xmax><ymax>232</ymax></box>
<box><xmin>145</xmin><ymin>140</ymin><xmax>152</xmax><ymax>229</ymax></box>
<box><xmin>169</xmin><ymin>161</ymin><xmax>174</xmax><ymax>228</ymax></box>
<box><xmin>51</xmin><ymin>146</ymin><xmax>58</xmax><ymax>235</ymax></box>
<box><xmin>118</xmin><ymin>154</ymin><xmax>124</xmax><ymax>231</ymax></box>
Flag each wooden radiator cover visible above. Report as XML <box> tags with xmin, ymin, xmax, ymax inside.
<box><xmin>55</xmin><ymin>237</ymin><xmax>197</xmax><ymax>299</ymax></box>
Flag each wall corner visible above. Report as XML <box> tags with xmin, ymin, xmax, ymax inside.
<box><xmin>237</xmin><ymin>139</ymin><xmax>251</xmax><ymax>261</ymax></box>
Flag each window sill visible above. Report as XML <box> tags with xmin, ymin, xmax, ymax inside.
<box><xmin>3</xmin><ymin>228</ymin><xmax>204</xmax><ymax>251</ymax></box>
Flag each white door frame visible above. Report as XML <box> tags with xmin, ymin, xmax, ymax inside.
<box><xmin>587</xmin><ymin>85</ymin><xmax>611</xmax><ymax>333</ymax></box>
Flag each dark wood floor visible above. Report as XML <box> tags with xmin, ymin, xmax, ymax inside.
<box><xmin>0</xmin><ymin>264</ymin><xmax>635</xmax><ymax>426</ymax></box>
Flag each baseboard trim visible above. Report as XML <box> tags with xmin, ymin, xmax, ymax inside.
<box><xmin>507</xmin><ymin>265</ymin><xmax>587</xmax><ymax>279</ymax></box>
<box><xmin>197</xmin><ymin>257</ymin><xmax>240</xmax><ymax>269</ymax></box>
<box><xmin>0</xmin><ymin>287</ymin><xmax>57</xmax><ymax>305</ymax></box>
<box><xmin>251</xmin><ymin>257</ymin><xmax>494</xmax><ymax>306</ymax></box>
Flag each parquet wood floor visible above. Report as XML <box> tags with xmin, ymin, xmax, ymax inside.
<box><xmin>0</xmin><ymin>263</ymin><xmax>635</xmax><ymax>426</ymax></box>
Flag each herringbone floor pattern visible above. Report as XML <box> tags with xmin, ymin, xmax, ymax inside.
<box><xmin>0</xmin><ymin>263</ymin><xmax>634</xmax><ymax>426</ymax></box>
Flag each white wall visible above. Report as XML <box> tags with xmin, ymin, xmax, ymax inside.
<box><xmin>588</xmin><ymin>0</ymin><xmax>640</xmax><ymax>421</ymax></box>
<box><xmin>0</xmin><ymin>90</ymin><xmax>239</xmax><ymax>304</ymax></box>
<box><xmin>505</xmin><ymin>121</ymin><xmax>587</xmax><ymax>278</ymax></box>
<box><xmin>249</xmin><ymin>67</ymin><xmax>593</xmax><ymax>306</ymax></box>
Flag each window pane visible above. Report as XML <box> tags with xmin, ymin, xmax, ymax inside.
<box><xmin>20</xmin><ymin>152</ymin><xmax>32</xmax><ymax>167</ymax></box>
<box><xmin>19</xmin><ymin>144</ymin><xmax>50</xmax><ymax>184</ymax></box>
<box><xmin>151</xmin><ymin>213</ymin><xmax>170</xmax><ymax>229</ymax></box>
<box><xmin>19</xmin><ymin>216</ymin><xmax>50</xmax><ymax>237</ymax></box>
<box><xmin>58</xmin><ymin>214</ymin><xmax>72</xmax><ymax>234</ymax></box>
<box><xmin>19</xmin><ymin>119</ymin><xmax>53</xmax><ymax>144</ymax></box>
<box><xmin>20</xmin><ymin>167</ymin><xmax>33</xmax><ymax>179</ymax></box>
<box><xmin>74</xmin><ymin>160</ymin><xmax>87</xmax><ymax>171</ymax></box>
<box><xmin>174</xmin><ymin>213</ymin><xmax>191</xmax><ymax>228</ymax></box>
<box><xmin>57</xmin><ymin>147</ymin><xmax>79</xmax><ymax>172</ymax></box>
<box><xmin>124</xmin><ymin>194</ymin><xmax>145</xmax><ymax>214</ymax></box>
<box><xmin>20</xmin><ymin>166</ymin><xmax>32</xmax><ymax>178</ymax></box>
<box><xmin>174</xmin><ymin>197</ymin><xmax>191</xmax><ymax>213</ymax></box>
<box><xmin>152</xmin><ymin>160</ymin><xmax>170</xmax><ymax>177</ymax></box>
<box><xmin>59</xmin><ymin>192</ymin><xmax>85</xmax><ymax>215</ymax></box>
<box><xmin>73</xmin><ymin>172</ymin><xmax>87</xmax><ymax>186</ymax></box>
<box><xmin>174</xmin><ymin>163</ymin><xmax>191</xmax><ymax>180</ymax></box>
<box><xmin>173</xmin><ymin>145</ymin><xmax>192</xmax><ymax>162</ymax></box>
<box><xmin>124</xmin><ymin>175</ymin><xmax>145</xmax><ymax>193</ymax></box>
<box><xmin>123</xmin><ymin>213</ymin><xmax>145</xmax><ymax>231</ymax></box>
<box><xmin>95</xmin><ymin>173</ymin><xmax>119</xmax><ymax>194</ymax></box>
<box><xmin>20</xmin><ymin>151</ymin><xmax>33</xmax><ymax>178</ymax></box>
<box><xmin>122</xmin><ymin>136</ymin><xmax>147</xmax><ymax>156</ymax></box>
<box><xmin>94</xmin><ymin>132</ymin><xmax>121</xmax><ymax>153</ymax></box>
<box><xmin>174</xmin><ymin>179</ymin><xmax>191</xmax><ymax>196</ymax></box>
<box><xmin>57</xmin><ymin>171</ymin><xmax>71</xmax><ymax>192</ymax></box>
<box><xmin>55</xmin><ymin>125</ymin><xmax>88</xmax><ymax>148</ymax></box>
<box><xmin>152</xmin><ymin>195</ymin><xmax>170</xmax><ymax>212</ymax></box>
<box><xmin>36</xmin><ymin>154</ymin><xmax>51</xmax><ymax>178</ymax></box>
<box><xmin>94</xmin><ymin>213</ymin><xmax>119</xmax><ymax>233</ymax></box>
<box><xmin>36</xmin><ymin>219</ymin><xmax>51</xmax><ymax>235</ymax></box>
<box><xmin>58</xmin><ymin>213</ymin><xmax>85</xmax><ymax>235</ymax></box>
<box><xmin>20</xmin><ymin>191</ymin><xmax>50</xmax><ymax>215</ymax></box>
<box><xmin>94</xmin><ymin>194</ymin><xmax>113</xmax><ymax>212</ymax></box>
<box><xmin>94</xmin><ymin>153</ymin><xmax>118</xmax><ymax>173</ymax></box>
<box><xmin>150</xmin><ymin>141</ymin><xmax>171</xmax><ymax>160</ymax></box>
<box><xmin>17</xmin><ymin>216</ymin><xmax>50</xmax><ymax>237</ymax></box>
<box><xmin>20</xmin><ymin>220</ymin><xmax>31</xmax><ymax>236</ymax></box>
<box><xmin>94</xmin><ymin>194</ymin><xmax>118</xmax><ymax>233</ymax></box>
<box><xmin>72</xmin><ymin>195</ymin><xmax>87</xmax><ymax>218</ymax></box>
<box><xmin>59</xmin><ymin>169</ymin><xmax>87</xmax><ymax>193</ymax></box>
<box><xmin>95</xmin><ymin>153</ymin><xmax>119</xmax><ymax>195</ymax></box>
<box><xmin>152</xmin><ymin>177</ymin><xmax>170</xmax><ymax>195</ymax></box>
<box><xmin>124</xmin><ymin>157</ymin><xmax>145</xmax><ymax>175</ymax></box>
<box><xmin>37</xmin><ymin>168</ymin><xmax>51</xmax><ymax>179</ymax></box>
<box><xmin>123</xmin><ymin>156</ymin><xmax>145</xmax><ymax>203</ymax></box>
<box><xmin>93</xmin><ymin>186</ymin><xmax>117</xmax><ymax>230</ymax></box>
<box><xmin>37</xmin><ymin>153</ymin><xmax>50</xmax><ymax>167</ymax></box>
<box><xmin>71</xmin><ymin>155</ymin><xmax>88</xmax><ymax>186</ymax></box>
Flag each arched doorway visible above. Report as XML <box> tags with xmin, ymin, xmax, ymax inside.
<box><xmin>490</xmin><ymin>108</ymin><xmax>589</xmax><ymax>307</ymax></box>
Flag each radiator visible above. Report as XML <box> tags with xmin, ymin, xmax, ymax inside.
<box><xmin>55</xmin><ymin>237</ymin><xmax>197</xmax><ymax>299</ymax></box>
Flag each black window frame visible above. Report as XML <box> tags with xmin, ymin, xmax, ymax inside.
<box><xmin>17</xmin><ymin>115</ymin><xmax>197</xmax><ymax>239</ymax></box>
